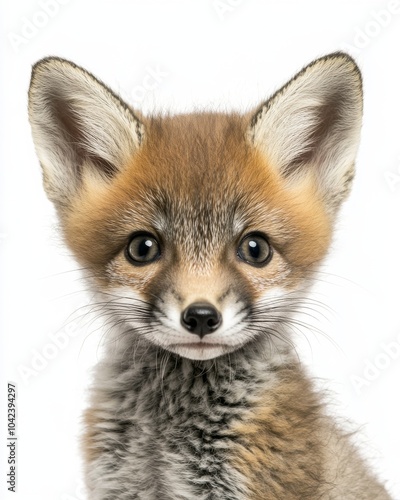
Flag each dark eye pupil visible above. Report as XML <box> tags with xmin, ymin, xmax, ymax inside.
<box><xmin>138</xmin><ymin>238</ymin><xmax>153</xmax><ymax>257</ymax></box>
<box><xmin>248</xmin><ymin>240</ymin><xmax>259</xmax><ymax>259</ymax></box>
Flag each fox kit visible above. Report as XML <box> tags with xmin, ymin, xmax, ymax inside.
<box><xmin>28</xmin><ymin>53</ymin><xmax>390</xmax><ymax>499</ymax></box>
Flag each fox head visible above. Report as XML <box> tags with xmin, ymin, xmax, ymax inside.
<box><xmin>28</xmin><ymin>54</ymin><xmax>362</xmax><ymax>361</ymax></box>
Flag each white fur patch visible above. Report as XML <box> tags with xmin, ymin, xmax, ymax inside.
<box><xmin>103</xmin><ymin>284</ymin><xmax>294</xmax><ymax>361</ymax></box>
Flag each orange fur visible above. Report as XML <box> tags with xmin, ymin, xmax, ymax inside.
<box><xmin>228</xmin><ymin>365</ymin><xmax>325</xmax><ymax>498</ymax></box>
<box><xmin>64</xmin><ymin>113</ymin><xmax>331</xmax><ymax>301</ymax></box>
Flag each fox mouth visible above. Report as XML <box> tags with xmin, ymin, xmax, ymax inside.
<box><xmin>167</xmin><ymin>341</ymin><xmax>239</xmax><ymax>360</ymax></box>
<box><xmin>170</xmin><ymin>342</ymin><xmax>227</xmax><ymax>349</ymax></box>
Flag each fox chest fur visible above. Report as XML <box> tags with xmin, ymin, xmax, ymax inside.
<box><xmin>28</xmin><ymin>53</ymin><xmax>391</xmax><ymax>498</ymax></box>
<box><xmin>85</xmin><ymin>346</ymin><xmax>328</xmax><ymax>500</ymax></box>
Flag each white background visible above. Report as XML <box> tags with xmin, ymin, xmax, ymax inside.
<box><xmin>1</xmin><ymin>1</ymin><xmax>400</xmax><ymax>499</ymax></box>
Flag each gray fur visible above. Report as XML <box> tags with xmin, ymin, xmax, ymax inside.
<box><xmin>85</xmin><ymin>335</ymin><xmax>277</xmax><ymax>499</ymax></box>
<box><xmin>84</xmin><ymin>331</ymin><xmax>390</xmax><ymax>499</ymax></box>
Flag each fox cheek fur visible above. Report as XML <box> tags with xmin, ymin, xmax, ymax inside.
<box><xmin>28</xmin><ymin>54</ymin><xmax>391</xmax><ymax>498</ymax></box>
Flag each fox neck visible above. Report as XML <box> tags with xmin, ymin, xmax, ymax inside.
<box><xmin>100</xmin><ymin>324</ymin><xmax>294</xmax><ymax>396</ymax></box>
<box><xmin>87</xmin><ymin>326</ymin><xmax>302</xmax><ymax>499</ymax></box>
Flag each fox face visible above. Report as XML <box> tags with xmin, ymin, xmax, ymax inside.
<box><xmin>28</xmin><ymin>54</ymin><xmax>362</xmax><ymax>362</ymax></box>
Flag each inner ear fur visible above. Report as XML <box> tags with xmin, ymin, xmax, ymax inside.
<box><xmin>247</xmin><ymin>52</ymin><xmax>363</xmax><ymax>213</ymax></box>
<box><xmin>28</xmin><ymin>57</ymin><xmax>145</xmax><ymax>208</ymax></box>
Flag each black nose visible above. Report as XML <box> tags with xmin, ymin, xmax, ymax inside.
<box><xmin>181</xmin><ymin>302</ymin><xmax>222</xmax><ymax>338</ymax></box>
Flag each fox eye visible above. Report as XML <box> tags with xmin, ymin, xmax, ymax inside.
<box><xmin>237</xmin><ymin>233</ymin><xmax>272</xmax><ymax>267</ymax></box>
<box><xmin>126</xmin><ymin>233</ymin><xmax>161</xmax><ymax>265</ymax></box>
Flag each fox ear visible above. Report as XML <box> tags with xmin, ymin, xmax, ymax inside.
<box><xmin>247</xmin><ymin>52</ymin><xmax>363</xmax><ymax>213</ymax></box>
<box><xmin>28</xmin><ymin>57</ymin><xmax>145</xmax><ymax>208</ymax></box>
